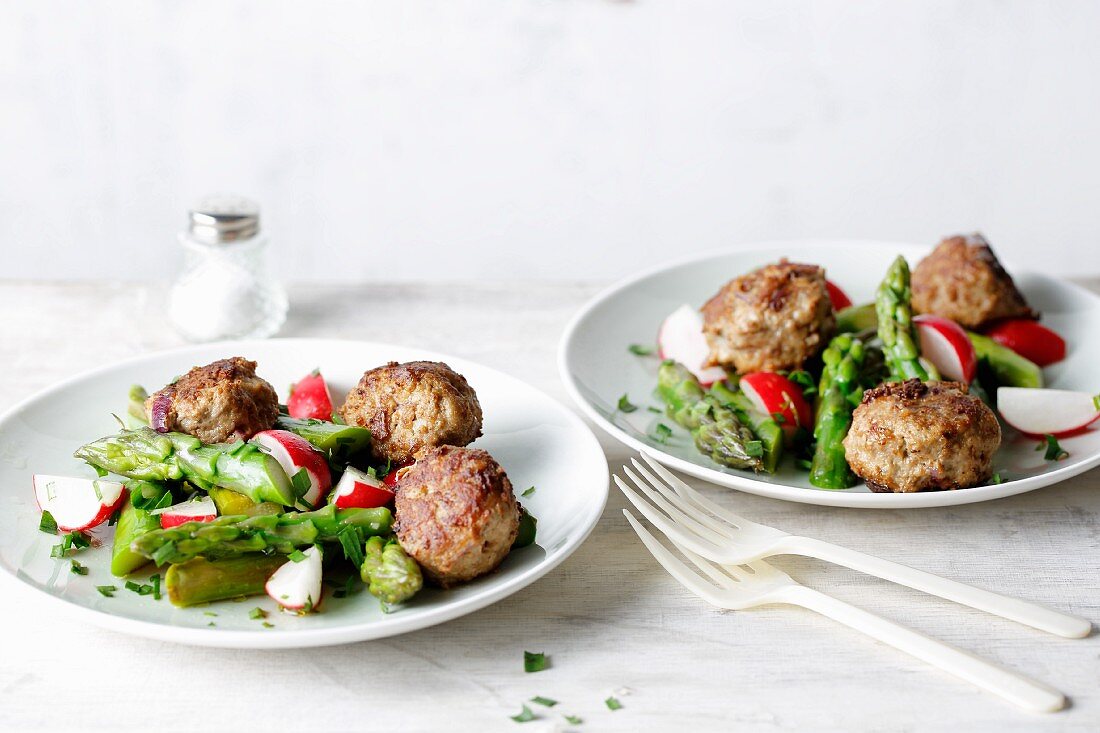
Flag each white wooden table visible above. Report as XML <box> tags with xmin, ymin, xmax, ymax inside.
<box><xmin>0</xmin><ymin>281</ymin><xmax>1097</xmax><ymax>733</ymax></box>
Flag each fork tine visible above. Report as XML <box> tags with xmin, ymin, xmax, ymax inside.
<box><xmin>621</xmin><ymin>464</ymin><xmax>729</xmax><ymax>545</ymax></box>
<box><xmin>640</xmin><ymin>452</ymin><xmax>763</xmax><ymax>529</ymax></box>
<box><xmin>622</xmin><ymin>510</ymin><xmax>728</xmax><ymax>607</ymax></box>
<box><xmin>629</xmin><ymin>458</ymin><xmax>738</xmax><ymax>539</ymax></box>
<box><xmin>614</xmin><ymin>475</ymin><xmax>733</xmax><ymax>563</ymax></box>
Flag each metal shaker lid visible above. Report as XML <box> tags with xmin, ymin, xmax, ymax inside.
<box><xmin>188</xmin><ymin>195</ymin><xmax>260</xmax><ymax>244</ymax></box>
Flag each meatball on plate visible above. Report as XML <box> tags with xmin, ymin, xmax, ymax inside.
<box><xmin>0</xmin><ymin>339</ymin><xmax>607</xmax><ymax>648</ymax></box>
<box><xmin>561</xmin><ymin>239</ymin><xmax>1100</xmax><ymax>508</ymax></box>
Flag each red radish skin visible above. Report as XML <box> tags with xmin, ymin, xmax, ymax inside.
<box><xmin>657</xmin><ymin>304</ymin><xmax>727</xmax><ymax>386</ymax></box>
<box><xmin>997</xmin><ymin>387</ymin><xmax>1100</xmax><ymax>437</ymax></box>
<box><xmin>984</xmin><ymin>320</ymin><xmax>1067</xmax><ymax>367</ymax></box>
<box><xmin>825</xmin><ymin>280</ymin><xmax>853</xmax><ymax>311</ymax></box>
<box><xmin>332</xmin><ymin>467</ymin><xmax>395</xmax><ymax>509</ymax></box>
<box><xmin>382</xmin><ymin>460</ymin><xmax>414</xmax><ymax>489</ymax></box>
<box><xmin>33</xmin><ymin>475</ymin><xmax>127</xmax><ymax>532</ymax></box>
<box><xmin>287</xmin><ymin>371</ymin><xmax>335</xmax><ymax>421</ymax></box>
<box><xmin>265</xmin><ymin>545</ymin><xmax>323</xmax><ymax>611</ymax></box>
<box><xmin>739</xmin><ymin>373</ymin><xmax>813</xmax><ymax>433</ymax></box>
<box><xmin>153</xmin><ymin>497</ymin><xmax>218</xmax><ymax>529</ymax></box>
<box><xmin>251</xmin><ymin>430</ymin><xmax>332</xmax><ymax>509</ymax></box>
<box><xmin>913</xmin><ymin>314</ymin><xmax>978</xmax><ymax>383</ymax></box>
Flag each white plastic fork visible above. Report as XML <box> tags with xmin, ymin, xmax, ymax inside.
<box><xmin>615</xmin><ymin>453</ymin><xmax>1092</xmax><ymax>639</ymax></box>
<box><xmin>623</xmin><ymin>509</ymin><xmax>1067</xmax><ymax>713</ymax></box>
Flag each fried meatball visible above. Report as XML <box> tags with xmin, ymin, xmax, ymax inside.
<box><xmin>911</xmin><ymin>234</ymin><xmax>1036</xmax><ymax>329</ymax></box>
<box><xmin>702</xmin><ymin>260</ymin><xmax>835</xmax><ymax>374</ymax></box>
<box><xmin>393</xmin><ymin>446</ymin><xmax>520</xmax><ymax>586</ymax></box>
<box><xmin>145</xmin><ymin>357</ymin><xmax>279</xmax><ymax>444</ymax></box>
<box><xmin>339</xmin><ymin>361</ymin><xmax>483</xmax><ymax>464</ymax></box>
<box><xmin>843</xmin><ymin>379</ymin><xmax>1000</xmax><ymax>493</ymax></box>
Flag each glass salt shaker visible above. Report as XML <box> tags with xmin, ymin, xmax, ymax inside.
<box><xmin>168</xmin><ymin>195</ymin><xmax>288</xmax><ymax>342</ymax></box>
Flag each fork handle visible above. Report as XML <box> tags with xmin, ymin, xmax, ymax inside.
<box><xmin>778</xmin><ymin>536</ymin><xmax>1092</xmax><ymax>639</ymax></box>
<box><xmin>777</xmin><ymin>584</ymin><xmax>1066</xmax><ymax>713</ymax></box>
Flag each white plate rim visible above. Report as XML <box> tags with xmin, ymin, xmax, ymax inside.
<box><xmin>558</xmin><ymin>240</ymin><xmax>1100</xmax><ymax>509</ymax></box>
<box><xmin>0</xmin><ymin>337</ymin><xmax>609</xmax><ymax>648</ymax></box>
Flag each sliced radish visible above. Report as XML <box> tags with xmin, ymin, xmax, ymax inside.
<box><xmin>997</xmin><ymin>387</ymin><xmax>1100</xmax><ymax>437</ymax></box>
<box><xmin>825</xmin><ymin>279</ymin><xmax>852</xmax><ymax>311</ymax></box>
<box><xmin>152</xmin><ymin>496</ymin><xmax>218</xmax><ymax>528</ymax></box>
<box><xmin>657</xmin><ymin>304</ymin><xmax>727</xmax><ymax>386</ymax></box>
<box><xmin>913</xmin><ymin>314</ymin><xmax>978</xmax><ymax>383</ymax></box>
<box><xmin>33</xmin><ymin>475</ymin><xmax>127</xmax><ymax>532</ymax></box>
<box><xmin>265</xmin><ymin>545</ymin><xmax>323</xmax><ymax>611</ymax></box>
<box><xmin>287</xmin><ymin>370</ymin><xmax>335</xmax><ymax>421</ymax></box>
<box><xmin>382</xmin><ymin>460</ymin><xmax>414</xmax><ymax>489</ymax></box>
<box><xmin>739</xmin><ymin>372</ymin><xmax>813</xmax><ymax>435</ymax></box>
<box><xmin>251</xmin><ymin>430</ymin><xmax>332</xmax><ymax>510</ymax></box>
<box><xmin>332</xmin><ymin>466</ymin><xmax>395</xmax><ymax>509</ymax></box>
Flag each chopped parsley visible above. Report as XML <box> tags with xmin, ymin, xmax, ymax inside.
<box><xmin>521</xmin><ymin>486</ymin><xmax>536</xmax><ymax>497</ymax></box>
<box><xmin>563</xmin><ymin>714</ymin><xmax>583</xmax><ymax>725</ymax></box>
<box><xmin>96</xmin><ymin>585</ymin><xmax>117</xmax><ymax>597</ymax></box>
<box><xmin>628</xmin><ymin>344</ymin><xmax>655</xmax><ymax>356</ymax></box>
<box><xmin>523</xmin><ymin>650</ymin><xmax>548</xmax><ymax>673</ymax></box>
<box><xmin>70</xmin><ymin>560</ymin><xmax>88</xmax><ymax>576</ymax></box>
<box><xmin>530</xmin><ymin>696</ymin><xmax>557</xmax><ymax>707</ymax></box>
<box><xmin>651</xmin><ymin>423</ymin><xmax>673</xmax><ymax>444</ymax></box>
<box><xmin>38</xmin><ymin>511</ymin><xmax>58</xmax><ymax>535</ymax></box>
<box><xmin>249</xmin><ymin>607</ymin><xmax>268</xmax><ymax>620</ymax></box>
<box><xmin>152</xmin><ymin>573</ymin><xmax>162</xmax><ymax>600</ymax></box>
<box><xmin>510</xmin><ymin>705</ymin><xmax>536</xmax><ymax>723</ymax></box>
<box><xmin>605</xmin><ymin>696</ymin><xmax>623</xmax><ymax>711</ymax></box>
<box><xmin>125</xmin><ymin>579</ymin><xmax>156</xmax><ymax>596</ymax></box>
<box><xmin>647</xmin><ymin>406</ymin><xmax>663</xmax><ymax>414</ymax></box>
<box><xmin>1037</xmin><ymin>434</ymin><xmax>1069</xmax><ymax>461</ymax></box>
<box><xmin>50</xmin><ymin>531</ymin><xmax>91</xmax><ymax>558</ymax></box>
<box><xmin>786</xmin><ymin>370</ymin><xmax>817</xmax><ymax>398</ymax></box>
<box><xmin>617</xmin><ymin>394</ymin><xmax>638</xmax><ymax>413</ymax></box>
<box><xmin>337</xmin><ymin>527</ymin><xmax>365</xmax><ymax>567</ymax></box>
<box><xmin>288</xmin><ymin>549</ymin><xmax>308</xmax><ymax>563</ymax></box>
<box><xmin>290</xmin><ymin>469</ymin><xmax>313</xmax><ymax>497</ymax></box>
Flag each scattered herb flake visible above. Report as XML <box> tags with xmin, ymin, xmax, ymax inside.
<box><xmin>262</xmin><ymin>621</ymin><xmax>275</xmax><ymax>628</ymax></box>
<box><xmin>151</xmin><ymin>573</ymin><xmax>162</xmax><ymax>600</ymax></box>
<box><xmin>605</xmin><ymin>696</ymin><xmax>623</xmax><ymax>711</ymax></box>
<box><xmin>96</xmin><ymin>585</ymin><xmax>116</xmax><ymax>597</ymax></box>
<box><xmin>647</xmin><ymin>406</ymin><xmax>662</xmax><ymax>414</ymax></box>
<box><xmin>290</xmin><ymin>469</ymin><xmax>313</xmax><ymax>497</ymax></box>
<box><xmin>770</xmin><ymin>412</ymin><xmax>787</xmax><ymax>425</ymax></box>
<box><xmin>510</xmin><ymin>704</ymin><xmax>536</xmax><ymax>723</ymax></box>
<box><xmin>744</xmin><ymin>440</ymin><xmax>764</xmax><ymax>457</ymax></box>
<box><xmin>795</xmin><ymin>458</ymin><xmax>813</xmax><ymax>471</ymax></box>
<box><xmin>628</xmin><ymin>344</ymin><xmax>655</xmax><ymax>356</ymax></box>
<box><xmin>70</xmin><ymin>560</ymin><xmax>88</xmax><ymax>576</ymax></box>
<box><xmin>651</xmin><ymin>423</ymin><xmax>673</xmax><ymax>444</ymax></box>
<box><xmin>617</xmin><ymin>394</ymin><xmax>638</xmax><ymax>413</ymax></box>
<box><xmin>207</xmin><ymin>621</ymin><xmax>216</xmax><ymax>627</ymax></box>
<box><xmin>563</xmin><ymin>714</ymin><xmax>583</xmax><ymax>725</ymax></box>
<box><xmin>787</xmin><ymin>370</ymin><xmax>817</xmax><ymax>398</ymax></box>
<box><xmin>125</xmin><ymin>580</ymin><xmax>155</xmax><ymax>596</ymax></box>
<box><xmin>38</xmin><ymin>511</ymin><xmax>58</xmax><ymax>535</ymax></box>
<box><xmin>990</xmin><ymin>473</ymin><xmax>1003</xmax><ymax>485</ymax></box>
<box><xmin>152</xmin><ymin>540</ymin><xmax>177</xmax><ymax>566</ymax></box>
<box><xmin>1094</xmin><ymin>394</ymin><xmax>1100</xmax><ymax>412</ymax></box>
<box><xmin>1037</xmin><ymin>434</ymin><xmax>1069</xmax><ymax>461</ymax></box>
<box><xmin>530</xmin><ymin>696</ymin><xmax>557</xmax><ymax>707</ymax></box>
<box><xmin>522</xmin><ymin>486</ymin><xmax>536</xmax><ymax>497</ymax></box>
<box><xmin>524</xmin><ymin>650</ymin><xmax>549</xmax><ymax>673</ymax></box>
<box><xmin>338</xmin><ymin>526</ymin><xmax>366</xmax><ymax>567</ymax></box>
<box><xmin>249</xmin><ymin>607</ymin><xmax>268</xmax><ymax>620</ymax></box>
<box><xmin>203</xmin><ymin>611</ymin><xmax>218</xmax><ymax>617</ymax></box>
<box><xmin>288</xmin><ymin>549</ymin><xmax>307</xmax><ymax>563</ymax></box>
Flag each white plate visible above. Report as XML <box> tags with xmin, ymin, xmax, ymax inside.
<box><xmin>559</xmin><ymin>240</ymin><xmax>1100</xmax><ymax>508</ymax></box>
<box><xmin>0</xmin><ymin>339</ymin><xmax>608</xmax><ymax>647</ymax></box>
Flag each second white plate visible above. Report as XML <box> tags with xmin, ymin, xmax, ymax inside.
<box><xmin>559</xmin><ymin>240</ymin><xmax>1100</xmax><ymax>508</ymax></box>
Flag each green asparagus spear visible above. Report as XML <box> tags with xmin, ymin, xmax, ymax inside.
<box><xmin>110</xmin><ymin>481</ymin><xmax>171</xmax><ymax>577</ymax></box>
<box><xmin>710</xmin><ymin>381</ymin><xmax>783</xmax><ymax>473</ymax></box>
<box><xmin>74</xmin><ymin>428</ymin><xmax>297</xmax><ymax>505</ymax></box>
<box><xmin>835</xmin><ymin>302</ymin><xmax>878</xmax><ymax>334</ymax></box>
<box><xmin>165</xmin><ymin>554</ymin><xmax>286</xmax><ymax>607</ymax></box>
<box><xmin>513</xmin><ymin>506</ymin><xmax>537</xmax><ymax>548</ymax></box>
<box><xmin>876</xmin><ymin>256</ymin><xmax>936</xmax><ymax>381</ymax></box>
<box><xmin>968</xmin><ymin>332</ymin><xmax>1043</xmax><ymax>389</ymax></box>
<box><xmin>657</xmin><ymin>361</ymin><xmax>764</xmax><ymax>471</ymax></box>
<box><xmin>274</xmin><ymin>416</ymin><xmax>371</xmax><ymax>456</ymax></box>
<box><xmin>130</xmin><ymin>505</ymin><xmax>393</xmax><ymax>565</ymax></box>
<box><xmin>360</xmin><ymin>536</ymin><xmax>423</xmax><ymax>605</ymax></box>
<box><xmin>809</xmin><ymin>334</ymin><xmax>866</xmax><ymax>489</ymax></box>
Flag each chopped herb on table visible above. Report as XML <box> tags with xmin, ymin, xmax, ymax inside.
<box><xmin>521</xmin><ymin>486</ymin><xmax>536</xmax><ymax>497</ymax></box>
<box><xmin>249</xmin><ymin>607</ymin><xmax>268</xmax><ymax>620</ymax></box>
<box><xmin>523</xmin><ymin>650</ymin><xmax>548</xmax><ymax>673</ymax></box>
<box><xmin>530</xmin><ymin>696</ymin><xmax>557</xmax><ymax>707</ymax></box>
<box><xmin>1037</xmin><ymin>434</ymin><xmax>1069</xmax><ymax>461</ymax></box>
<box><xmin>646</xmin><ymin>406</ymin><xmax>662</xmax><ymax>414</ymax></box>
<box><xmin>628</xmin><ymin>344</ymin><xmax>655</xmax><ymax>356</ymax></box>
<box><xmin>563</xmin><ymin>714</ymin><xmax>583</xmax><ymax>724</ymax></box>
<box><xmin>605</xmin><ymin>696</ymin><xmax>623</xmax><ymax>711</ymax></box>
<box><xmin>617</xmin><ymin>394</ymin><xmax>638</xmax><ymax>413</ymax></box>
<box><xmin>510</xmin><ymin>704</ymin><xmax>536</xmax><ymax>723</ymax></box>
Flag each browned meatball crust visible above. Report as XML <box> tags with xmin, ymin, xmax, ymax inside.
<box><xmin>702</xmin><ymin>260</ymin><xmax>835</xmax><ymax>374</ymax></box>
<box><xmin>911</xmin><ymin>234</ymin><xmax>1036</xmax><ymax>329</ymax></box>
<box><xmin>843</xmin><ymin>379</ymin><xmax>1001</xmax><ymax>493</ymax></box>
<box><xmin>339</xmin><ymin>361</ymin><xmax>483</xmax><ymax>464</ymax></box>
<box><xmin>145</xmin><ymin>357</ymin><xmax>279</xmax><ymax>444</ymax></box>
<box><xmin>393</xmin><ymin>446</ymin><xmax>520</xmax><ymax>587</ymax></box>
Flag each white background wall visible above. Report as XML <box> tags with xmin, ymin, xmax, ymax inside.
<box><xmin>2</xmin><ymin>1</ymin><xmax>1098</xmax><ymax>282</ymax></box>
